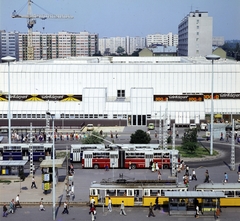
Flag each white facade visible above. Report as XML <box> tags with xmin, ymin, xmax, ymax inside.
<box><xmin>212</xmin><ymin>36</ymin><xmax>225</xmax><ymax>46</ymax></box>
<box><xmin>178</xmin><ymin>10</ymin><xmax>212</xmax><ymax>57</ymax></box>
<box><xmin>0</xmin><ymin>56</ymin><xmax>239</xmax><ymax>126</ymax></box>
<box><xmin>146</xmin><ymin>33</ymin><xmax>178</xmax><ymax>47</ymax></box>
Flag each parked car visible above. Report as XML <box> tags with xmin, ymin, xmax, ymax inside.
<box><xmin>86</xmin><ymin>124</ymin><xmax>94</xmax><ymax>131</ymax></box>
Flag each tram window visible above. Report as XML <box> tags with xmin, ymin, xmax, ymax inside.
<box><xmin>161</xmin><ymin>190</ymin><xmax>165</xmax><ymax>196</ymax></box>
<box><xmin>225</xmin><ymin>191</ymin><xmax>234</xmax><ymax>197</ymax></box>
<box><xmin>150</xmin><ymin>190</ymin><xmax>158</xmax><ymax>196</ymax></box>
<box><xmin>236</xmin><ymin>191</ymin><xmax>240</xmax><ymax>197</ymax></box>
<box><xmin>127</xmin><ymin>190</ymin><xmax>133</xmax><ymax>196</ymax></box>
<box><xmin>144</xmin><ymin>190</ymin><xmax>150</xmax><ymax>196</ymax></box>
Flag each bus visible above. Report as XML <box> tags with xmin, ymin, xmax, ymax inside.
<box><xmin>195</xmin><ymin>183</ymin><xmax>240</xmax><ymax>207</ymax></box>
<box><xmin>82</xmin><ymin>149</ymin><xmax>180</xmax><ymax>169</ymax></box>
<box><xmin>0</xmin><ymin>143</ymin><xmax>52</xmax><ymax>161</ymax></box>
<box><xmin>90</xmin><ymin>180</ymin><xmax>187</xmax><ymax>207</ymax></box>
<box><xmin>70</xmin><ymin>144</ymin><xmax>106</xmax><ymax>163</ymax></box>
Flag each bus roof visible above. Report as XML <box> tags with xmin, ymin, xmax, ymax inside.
<box><xmin>195</xmin><ymin>183</ymin><xmax>240</xmax><ymax>190</ymax></box>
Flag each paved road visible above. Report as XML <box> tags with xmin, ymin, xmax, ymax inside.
<box><xmin>3</xmin><ymin>205</ymin><xmax>240</xmax><ymax>221</ymax></box>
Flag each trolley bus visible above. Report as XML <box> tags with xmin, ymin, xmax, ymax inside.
<box><xmin>0</xmin><ymin>143</ymin><xmax>52</xmax><ymax>161</ymax></box>
<box><xmin>70</xmin><ymin>144</ymin><xmax>106</xmax><ymax>162</ymax></box>
<box><xmin>195</xmin><ymin>183</ymin><xmax>240</xmax><ymax>207</ymax></box>
<box><xmin>108</xmin><ymin>144</ymin><xmax>160</xmax><ymax>150</ymax></box>
<box><xmin>90</xmin><ymin>179</ymin><xmax>187</xmax><ymax>207</ymax></box>
<box><xmin>82</xmin><ymin>149</ymin><xmax>180</xmax><ymax>169</ymax></box>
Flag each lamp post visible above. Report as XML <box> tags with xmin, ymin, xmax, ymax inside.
<box><xmin>46</xmin><ymin>111</ymin><xmax>56</xmax><ymax>220</ymax></box>
<box><xmin>205</xmin><ymin>54</ymin><xmax>220</xmax><ymax>155</ymax></box>
<box><xmin>1</xmin><ymin>56</ymin><xmax>16</xmax><ymax>146</ymax></box>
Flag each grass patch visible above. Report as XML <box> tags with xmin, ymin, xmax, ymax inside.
<box><xmin>176</xmin><ymin>146</ymin><xmax>218</xmax><ymax>158</ymax></box>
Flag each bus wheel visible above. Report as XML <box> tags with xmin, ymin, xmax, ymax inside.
<box><xmin>93</xmin><ymin>164</ymin><xmax>99</xmax><ymax>169</ymax></box>
<box><xmin>39</xmin><ymin>157</ymin><xmax>43</xmax><ymax>162</ymax></box>
<box><xmin>131</xmin><ymin>164</ymin><xmax>136</xmax><ymax>169</ymax></box>
<box><xmin>163</xmin><ymin>164</ymin><xmax>169</xmax><ymax>169</ymax></box>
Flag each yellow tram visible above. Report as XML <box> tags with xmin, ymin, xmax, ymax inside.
<box><xmin>195</xmin><ymin>183</ymin><xmax>240</xmax><ymax>207</ymax></box>
<box><xmin>89</xmin><ymin>180</ymin><xmax>188</xmax><ymax>207</ymax></box>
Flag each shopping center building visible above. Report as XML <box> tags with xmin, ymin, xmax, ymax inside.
<box><xmin>0</xmin><ymin>56</ymin><xmax>239</xmax><ymax>127</ymax></box>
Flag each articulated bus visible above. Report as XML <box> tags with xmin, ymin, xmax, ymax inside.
<box><xmin>0</xmin><ymin>143</ymin><xmax>52</xmax><ymax>161</ymax></box>
<box><xmin>70</xmin><ymin>144</ymin><xmax>106</xmax><ymax>163</ymax></box>
<box><xmin>90</xmin><ymin>180</ymin><xmax>187</xmax><ymax>207</ymax></box>
<box><xmin>195</xmin><ymin>183</ymin><xmax>240</xmax><ymax>207</ymax></box>
<box><xmin>108</xmin><ymin>144</ymin><xmax>161</xmax><ymax>150</ymax></box>
<box><xmin>82</xmin><ymin>149</ymin><xmax>180</xmax><ymax>169</ymax></box>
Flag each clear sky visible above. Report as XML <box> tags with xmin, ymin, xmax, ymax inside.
<box><xmin>0</xmin><ymin>0</ymin><xmax>239</xmax><ymax>40</ymax></box>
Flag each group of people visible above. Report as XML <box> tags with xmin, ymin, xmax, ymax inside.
<box><xmin>2</xmin><ymin>194</ymin><xmax>22</xmax><ymax>217</ymax></box>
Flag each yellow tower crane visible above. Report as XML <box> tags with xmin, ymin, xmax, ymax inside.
<box><xmin>12</xmin><ymin>0</ymin><xmax>74</xmax><ymax>60</ymax></box>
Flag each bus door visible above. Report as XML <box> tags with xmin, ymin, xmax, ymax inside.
<box><xmin>84</xmin><ymin>153</ymin><xmax>93</xmax><ymax>168</ymax></box>
<box><xmin>145</xmin><ymin>154</ymin><xmax>153</xmax><ymax>168</ymax></box>
<box><xmin>118</xmin><ymin>150</ymin><xmax>125</xmax><ymax>168</ymax></box>
<box><xmin>110</xmin><ymin>153</ymin><xmax>118</xmax><ymax>168</ymax></box>
<box><xmin>73</xmin><ymin>148</ymin><xmax>81</xmax><ymax>162</ymax></box>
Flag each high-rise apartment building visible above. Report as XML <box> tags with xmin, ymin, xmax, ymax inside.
<box><xmin>0</xmin><ymin>30</ymin><xmax>19</xmax><ymax>61</ymax></box>
<box><xmin>146</xmin><ymin>32</ymin><xmax>178</xmax><ymax>47</ymax></box>
<box><xmin>99</xmin><ymin>36</ymin><xmax>146</xmax><ymax>55</ymax></box>
<box><xmin>178</xmin><ymin>10</ymin><xmax>212</xmax><ymax>57</ymax></box>
<box><xmin>18</xmin><ymin>31</ymin><xmax>98</xmax><ymax>60</ymax></box>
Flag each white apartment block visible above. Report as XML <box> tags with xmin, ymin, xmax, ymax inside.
<box><xmin>146</xmin><ymin>33</ymin><xmax>178</xmax><ymax>47</ymax></box>
<box><xmin>18</xmin><ymin>31</ymin><xmax>98</xmax><ymax>61</ymax></box>
<box><xmin>99</xmin><ymin>36</ymin><xmax>146</xmax><ymax>55</ymax></box>
<box><xmin>0</xmin><ymin>31</ymin><xmax>19</xmax><ymax>61</ymax></box>
<box><xmin>178</xmin><ymin>10</ymin><xmax>212</xmax><ymax>57</ymax></box>
<box><xmin>212</xmin><ymin>36</ymin><xmax>225</xmax><ymax>46</ymax></box>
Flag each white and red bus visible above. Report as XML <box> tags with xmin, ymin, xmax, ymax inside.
<box><xmin>82</xmin><ymin>149</ymin><xmax>180</xmax><ymax>169</ymax></box>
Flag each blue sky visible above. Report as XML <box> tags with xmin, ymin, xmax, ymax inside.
<box><xmin>0</xmin><ymin>0</ymin><xmax>239</xmax><ymax>40</ymax></box>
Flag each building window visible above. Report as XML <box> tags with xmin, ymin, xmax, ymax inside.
<box><xmin>117</xmin><ymin>90</ymin><xmax>125</xmax><ymax>98</ymax></box>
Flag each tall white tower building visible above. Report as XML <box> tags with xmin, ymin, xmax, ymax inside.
<box><xmin>178</xmin><ymin>10</ymin><xmax>212</xmax><ymax>57</ymax></box>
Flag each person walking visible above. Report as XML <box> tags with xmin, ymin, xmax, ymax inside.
<box><xmin>39</xmin><ymin>202</ymin><xmax>45</xmax><ymax>211</ymax></box>
<box><xmin>154</xmin><ymin>197</ymin><xmax>160</xmax><ymax>211</ymax></box>
<box><xmin>192</xmin><ymin>169</ymin><xmax>197</xmax><ymax>180</ymax></box>
<box><xmin>220</xmin><ymin>132</ymin><xmax>224</xmax><ymax>141</ymax></box>
<box><xmin>90</xmin><ymin>207</ymin><xmax>96</xmax><ymax>221</ymax></box>
<box><xmin>195</xmin><ymin>205</ymin><xmax>200</xmax><ymax>218</ymax></box>
<box><xmin>3</xmin><ymin>204</ymin><xmax>8</xmax><ymax>217</ymax></box>
<box><xmin>31</xmin><ymin>176</ymin><xmax>37</xmax><ymax>189</ymax></box>
<box><xmin>8</xmin><ymin>199</ymin><xmax>15</xmax><ymax>214</ymax></box>
<box><xmin>129</xmin><ymin>161</ymin><xmax>132</xmax><ymax>170</ymax></box>
<box><xmin>224</xmin><ymin>172</ymin><xmax>228</xmax><ymax>183</ymax></box>
<box><xmin>107</xmin><ymin>197</ymin><xmax>112</xmax><ymax>212</ymax></box>
<box><xmin>147</xmin><ymin>202</ymin><xmax>155</xmax><ymax>217</ymax></box>
<box><xmin>62</xmin><ymin>201</ymin><xmax>69</xmax><ymax>214</ymax></box>
<box><xmin>15</xmin><ymin>194</ymin><xmax>22</xmax><ymax>208</ymax></box>
<box><xmin>157</xmin><ymin>170</ymin><xmax>161</xmax><ymax>181</ymax></box>
<box><xmin>155</xmin><ymin>162</ymin><xmax>159</xmax><ymax>171</ymax></box>
<box><xmin>120</xmin><ymin>201</ymin><xmax>126</xmax><ymax>216</ymax></box>
<box><xmin>204</xmin><ymin>170</ymin><xmax>210</xmax><ymax>183</ymax></box>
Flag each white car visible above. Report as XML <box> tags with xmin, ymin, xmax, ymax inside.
<box><xmin>86</xmin><ymin>124</ymin><xmax>94</xmax><ymax>131</ymax></box>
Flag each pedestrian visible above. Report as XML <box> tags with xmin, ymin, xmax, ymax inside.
<box><xmin>115</xmin><ymin>131</ymin><xmax>118</xmax><ymax>138</ymax></box>
<box><xmin>176</xmin><ymin>130</ymin><xmax>179</xmax><ymax>138</ymax></box>
<box><xmin>224</xmin><ymin>172</ymin><xmax>228</xmax><ymax>183</ymax></box>
<box><xmin>152</xmin><ymin>162</ymin><xmax>156</xmax><ymax>172</ymax></box>
<box><xmin>147</xmin><ymin>202</ymin><xmax>155</xmax><ymax>217</ymax></box>
<box><xmin>155</xmin><ymin>162</ymin><xmax>159</xmax><ymax>171</ymax></box>
<box><xmin>226</xmin><ymin>133</ymin><xmax>229</xmax><ymax>142</ymax></box>
<box><xmin>3</xmin><ymin>204</ymin><xmax>8</xmax><ymax>217</ymax></box>
<box><xmin>220</xmin><ymin>132</ymin><xmax>223</xmax><ymax>141</ymax></box>
<box><xmin>155</xmin><ymin>131</ymin><xmax>157</xmax><ymax>138</ymax></box>
<box><xmin>195</xmin><ymin>205</ymin><xmax>200</xmax><ymax>218</ymax></box>
<box><xmin>90</xmin><ymin>207</ymin><xmax>96</xmax><ymax>221</ymax></box>
<box><xmin>62</xmin><ymin>201</ymin><xmax>69</xmax><ymax>214</ymax></box>
<box><xmin>157</xmin><ymin>170</ymin><xmax>161</xmax><ymax>181</ymax></box>
<box><xmin>120</xmin><ymin>201</ymin><xmax>126</xmax><ymax>216</ymax></box>
<box><xmin>108</xmin><ymin>197</ymin><xmax>112</xmax><ymax>212</ymax></box>
<box><xmin>31</xmin><ymin>176</ymin><xmax>37</xmax><ymax>189</ymax></box>
<box><xmin>204</xmin><ymin>170</ymin><xmax>210</xmax><ymax>183</ymax></box>
<box><xmin>185</xmin><ymin>165</ymin><xmax>189</xmax><ymax>175</ymax></box>
<box><xmin>39</xmin><ymin>202</ymin><xmax>45</xmax><ymax>211</ymax></box>
<box><xmin>8</xmin><ymin>199</ymin><xmax>15</xmax><ymax>214</ymax></box>
<box><xmin>129</xmin><ymin>161</ymin><xmax>132</xmax><ymax>170</ymax></box>
<box><xmin>154</xmin><ymin>197</ymin><xmax>160</xmax><ymax>210</ymax></box>
<box><xmin>15</xmin><ymin>194</ymin><xmax>22</xmax><ymax>208</ymax></box>
<box><xmin>192</xmin><ymin>169</ymin><xmax>197</xmax><ymax>180</ymax></box>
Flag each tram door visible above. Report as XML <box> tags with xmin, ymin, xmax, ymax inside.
<box><xmin>134</xmin><ymin>189</ymin><xmax>143</xmax><ymax>205</ymax></box>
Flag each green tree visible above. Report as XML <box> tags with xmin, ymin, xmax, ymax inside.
<box><xmin>130</xmin><ymin>129</ymin><xmax>151</xmax><ymax>144</ymax></box>
<box><xmin>181</xmin><ymin>128</ymin><xmax>198</xmax><ymax>152</ymax></box>
<box><xmin>116</xmin><ymin>46</ymin><xmax>125</xmax><ymax>55</ymax></box>
<box><xmin>82</xmin><ymin>130</ymin><xmax>105</xmax><ymax>144</ymax></box>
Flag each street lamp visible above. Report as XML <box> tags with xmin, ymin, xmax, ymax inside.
<box><xmin>205</xmin><ymin>54</ymin><xmax>220</xmax><ymax>155</ymax></box>
<box><xmin>46</xmin><ymin>111</ymin><xmax>56</xmax><ymax>220</ymax></box>
<box><xmin>1</xmin><ymin>56</ymin><xmax>16</xmax><ymax>146</ymax></box>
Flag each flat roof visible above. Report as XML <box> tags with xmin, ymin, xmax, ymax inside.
<box><xmin>40</xmin><ymin>158</ymin><xmax>65</xmax><ymax>168</ymax></box>
<box><xmin>165</xmin><ymin>191</ymin><xmax>225</xmax><ymax>198</ymax></box>
<box><xmin>0</xmin><ymin>160</ymin><xmax>28</xmax><ymax>166</ymax></box>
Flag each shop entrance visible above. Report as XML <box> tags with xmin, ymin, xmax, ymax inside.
<box><xmin>128</xmin><ymin>115</ymin><xmax>146</xmax><ymax>126</ymax></box>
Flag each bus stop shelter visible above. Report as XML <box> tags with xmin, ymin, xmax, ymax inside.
<box><xmin>0</xmin><ymin>160</ymin><xmax>28</xmax><ymax>175</ymax></box>
<box><xmin>165</xmin><ymin>191</ymin><xmax>225</xmax><ymax>216</ymax></box>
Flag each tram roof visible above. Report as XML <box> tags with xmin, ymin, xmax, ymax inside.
<box><xmin>196</xmin><ymin>183</ymin><xmax>240</xmax><ymax>189</ymax></box>
<box><xmin>165</xmin><ymin>191</ymin><xmax>225</xmax><ymax>198</ymax></box>
<box><xmin>0</xmin><ymin>160</ymin><xmax>28</xmax><ymax>166</ymax></box>
<box><xmin>40</xmin><ymin>158</ymin><xmax>65</xmax><ymax>168</ymax></box>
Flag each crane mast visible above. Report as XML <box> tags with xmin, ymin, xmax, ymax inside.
<box><xmin>12</xmin><ymin>0</ymin><xmax>74</xmax><ymax>60</ymax></box>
